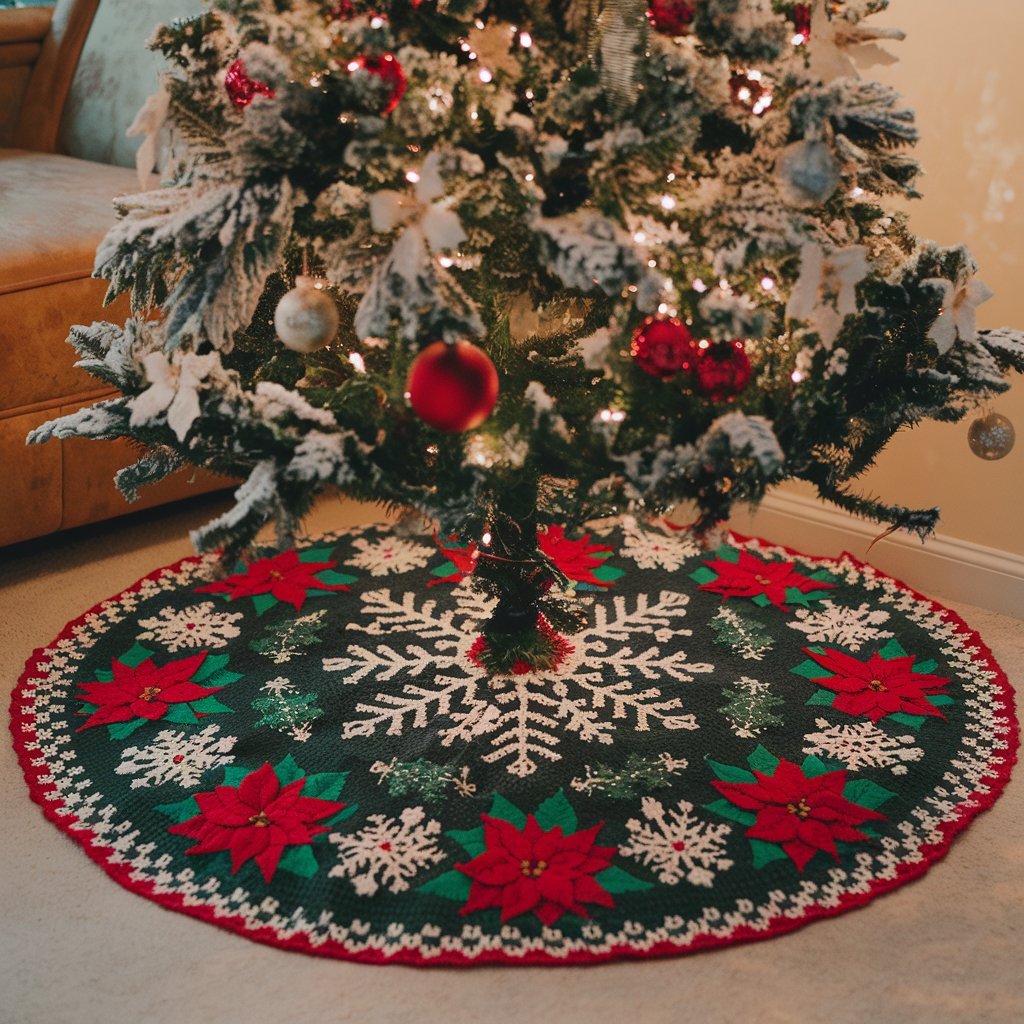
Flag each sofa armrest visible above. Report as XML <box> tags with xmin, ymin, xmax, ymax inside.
<box><xmin>0</xmin><ymin>7</ymin><xmax>54</xmax><ymax>146</ymax></box>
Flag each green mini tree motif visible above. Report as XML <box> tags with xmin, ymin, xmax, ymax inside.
<box><xmin>709</xmin><ymin>605</ymin><xmax>775</xmax><ymax>661</ymax></box>
<box><xmin>251</xmin><ymin>677</ymin><xmax>323</xmax><ymax>742</ymax></box>
<box><xmin>249</xmin><ymin>609</ymin><xmax>329</xmax><ymax>664</ymax></box>
<box><xmin>369</xmin><ymin>758</ymin><xmax>475</xmax><ymax>804</ymax></box>
<box><xmin>719</xmin><ymin>677</ymin><xmax>785</xmax><ymax>739</ymax></box>
<box><xmin>569</xmin><ymin>752</ymin><xmax>689</xmax><ymax>799</ymax></box>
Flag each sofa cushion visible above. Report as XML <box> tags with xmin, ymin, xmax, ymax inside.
<box><xmin>0</xmin><ymin>148</ymin><xmax>138</xmax><ymax>293</ymax></box>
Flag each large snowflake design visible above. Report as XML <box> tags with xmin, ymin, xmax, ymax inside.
<box><xmin>617</xmin><ymin>516</ymin><xmax>699</xmax><ymax>571</ymax></box>
<box><xmin>114</xmin><ymin>724</ymin><xmax>237</xmax><ymax>789</ymax></box>
<box><xmin>346</xmin><ymin>536</ymin><xmax>434</xmax><ymax>576</ymax></box>
<box><xmin>802</xmin><ymin>717</ymin><xmax>924</xmax><ymax>775</ymax></box>
<box><xmin>324</xmin><ymin>586</ymin><xmax>712</xmax><ymax>777</ymax></box>
<box><xmin>135</xmin><ymin>602</ymin><xmax>244</xmax><ymax>652</ymax></box>
<box><xmin>787</xmin><ymin>600</ymin><xmax>893</xmax><ymax>652</ymax></box>
<box><xmin>619</xmin><ymin>797</ymin><xmax>734</xmax><ymax>887</ymax></box>
<box><xmin>329</xmin><ymin>806</ymin><xmax>445</xmax><ymax>895</ymax></box>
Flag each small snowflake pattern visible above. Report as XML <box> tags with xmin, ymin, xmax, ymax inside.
<box><xmin>794</xmin><ymin>638</ymin><xmax>954</xmax><ymax>727</ymax></box>
<box><xmin>136</xmin><ymin>602</ymin><xmax>244</xmax><ymax>652</ymax></box>
<box><xmin>802</xmin><ymin>718</ymin><xmax>924</xmax><ymax>776</ymax></box>
<box><xmin>787</xmin><ymin>600</ymin><xmax>893</xmax><ymax>652</ymax></box>
<box><xmin>76</xmin><ymin>642</ymin><xmax>242</xmax><ymax>739</ymax></box>
<box><xmin>115</xmin><ymin>724</ymin><xmax>237</xmax><ymax>789</ymax></box>
<box><xmin>706</xmin><ymin>747</ymin><xmax>894</xmax><ymax>871</ymax></box>
<box><xmin>158</xmin><ymin>756</ymin><xmax>353</xmax><ymax>883</ymax></box>
<box><xmin>692</xmin><ymin>547</ymin><xmax>836</xmax><ymax>611</ymax></box>
<box><xmin>420</xmin><ymin>791</ymin><xmax>650</xmax><ymax>925</ymax></box>
<box><xmin>537</xmin><ymin>524</ymin><xmax>624</xmax><ymax>590</ymax></box>
<box><xmin>196</xmin><ymin>547</ymin><xmax>356</xmax><ymax>614</ymax></box>
<box><xmin>347</xmin><ymin>535</ymin><xmax>433</xmax><ymax>576</ymax></box>
<box><xmin>620</xmin><ymin>797</ymin><xmax>733</xmax><ymax>886</ymax></box>
<box><xmin>618</xmin><ymin>516</ymin><xmax>698</xmax><ymax>571</ymax></box>
<box><xmin>329</xmin><ymin>806</ymin><xmax>444</xmax><ymax>895</ymax></box>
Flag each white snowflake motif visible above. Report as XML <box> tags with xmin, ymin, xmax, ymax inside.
<box><xmin>324</xmin><ymin>587</ymin><xmax>713</xmax><ymax>777</ymax></box>
<box><xmin>787</xmin><ymin>600</ymin><xmax>894</xmax><ymax>652</ymax></box>
<box><xmin>347</xmin><ymin>536</ymin><xmax>434</xmax><ymax>576</ymax></box>
<box><xmin>619</xmin><ymin>797</ymin><xmax>734</xmax><ymax>887</ymax></box>
<box><xmin>803</xmin><ymin>718</ymin><xmax>924</xmax><ymax>776</ymax></box>
<box><xmin>329</xmin><ymin>806</ymin><xmax>444</xmax><ymax>896</ymax></box>
<box><xmin>618</xmin><ymin>516</ymin><xmax>699</xmax><ymax>571</ymax></box>
<box><xmin>136</xmin><ymin>602</ymin><xmax>244</xmax><ymax>652</ymax></box>
<box><xmin>114</xmin><ymin>724</ymin><xmax>237</xmax><ymax>789</ymax></box>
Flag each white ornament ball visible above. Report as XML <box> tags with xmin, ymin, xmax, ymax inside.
<box><xmin>775</xmin><ymin>139</ymin><xmax>842</xmax><ymax>208</ymax></box>
<box><xmin>274</xmin><ymin>276</ymin><xmax>339</xmax><ymax>352</ymax></box>
<box><xmin>968</xmin><ymin>412</ymin><xmax>1015</xmax><ymax>461</ymax></box>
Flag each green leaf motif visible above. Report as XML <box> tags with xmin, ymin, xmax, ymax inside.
<box><xmin>690</xmin><ymin>566</ymin><xmax>718</xmax><ymax>585</ymax></box>
<box><xmin>887</xmin><ymin>711</ymin><xmax>925</xmax><ymax>730</ymax></box>
<box><xmin>878</xmin><ymin>638</ymin><xmax>908</xmax><ymax>660</ymax></box>
<box><xmin>92</xmin><ymin>669</ymin><xmax>114</xmax><ymax>683</ymax></box>
<box><xmin>301</xmin><ymin>771</ymin><xmax>348</xmax><ymax>803</ymax></box>
<box><xmin>704</xmin><ymin>798</ymin><xmax>757</xmax><ymax>827</ymax></box>
<box><xmin>162</xmin><ymin>704</ymin><xmax>200</xmax><ymax>724</ymax></box>
<box><xmin>107</xmin><ymin>719</ymin><xmax>147</xmax><ymax>739</ymax></box>
<box><xmin>192</xmin><ymin>653</ymin><xmax>229</xmax><ymax>681</ymax></box>
<box><xmin>594</xmin><ymin>865</ymin><xmax>652</xmax><ymax>894</ymax></box>
<box><xmin>843</xmin><ymin>778</ymin><xmax>896</xmax><ymax>811</ymax></box>
<box><xmin>326</xmin><ymin>804</ymin><xmax>357</xmax><ymax>828</ymax></box>
<box><xmin>487</xmin><ymin>793</ymin><xmax>527</xmax><ymax>829</ymax></box>
<box><xmin>315</xmin><ymin>569</ymin><xmax>358</xmax><ymax>587</ymax></box>
<box><xmin>189</xmin><ymin>696</ymin><xmax>234</xmax><ymax>715</ymax></box>
<box><xmin>155</xmin><ymin>795</ymin><xmax>200</xmax><ymax>823</ymax></box>
<box><xmin>714</xmin><ymin>545</ymin><xmax>741</xmax><ymax>563</ymax></box>
<box><xmin>800</xmin><ymin>754</ymin><xmax>829</xmax><ymax>779</ymax></box>
<box><xmin>792</xmin><ymin>659</ymin><xmax>829</xmax><ymax>680</ymax></box>
<box><xmin>431</xmin><ymin>560</ymin><xmax>459</xmax><ymax>578</ymax></box>
<box><xmin>221</xmin><ymin>765</ymin><xmax>251</xmax><ymax>787</ymax></box>
<box><xmin>928</xmin><ymin>694</ymin><xmax>955</xmax><ymax>707</ymax></box>
<box><xmin>120</xmin><ymin>642</ymin><xmax>154</xmax><ymax>669</ymax></box>
<box><xmin>591</xmin><ymin>564</ymin><xmax>625</xmax><ymax>583</ymax></box>
<box><xmin>806</xmin><ymin>689</ymin><xmax>836</xmax><ymax>707</ymax></box>
<box><xmin>534</xmin><ymin>790</ymin><xmax>578</xmax><ymax>834</ymax></box>
<box><xmin>300</xmin><ymin>547</ymin><xmax>336</xmax><ymax>562</ymax></box>
<box><xmin>447</xmin><ymin>826</ymin><xmax>486</xmax><ymax>859</ymax></box>
<box><xmin>277</xmin><ymin>844</ymin><xmax>320</xmax><ymax>877</ymax></box>
<box><xmin>746</xmin><ymin>746</ymin><xmax>780</xmax><ymax>776</ymax></box>
<box><xmin>750</xmin><ymin>839</ymin><xmax>790</xmax><ymax>869</ymax></box>
<box><xmin>252</xmin><ymin>593</ymin><xmax>277</xmax><ymax>616</ymax></box>
<box><xmin>419</xmin><ymin>869</ymin><xmax>472</xmax><ymax>902</ymax></box>
<box><xmin>203</xmin><ymin>668</ymin><xmax>244</xmax><ymax>688</ymax></box>
<box><xmin>706</xmin><ymin>758</ymin><xmax>757</xmax><ymax>784</ymax></box>
<box><xmin>274</xmin><ymin>753</ymin><xmax>305</xmax><ymax>785</ymax></box>
<box><xmin>915</xmin><ymin>659</ymin><xmax>939</xmax><ymax>675</ymax></box>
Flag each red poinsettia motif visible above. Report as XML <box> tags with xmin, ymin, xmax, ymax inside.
<box><xmin>712</xmin><ymin>759</ymin><xmax>885</xmax><ymax>871</ymax></box>
<box><xmin>428</xmin><ymin>532</ymin><xmax>479</xmax><ymax>586</ymax></box>
<box><xmin>457</xmin><ymin>814</ymin><xmax>616</xmax><ymax>925</ymax></box>
<box><xmin>196</xmin><ymin>549</ymin><xmax>349</xmax><ymax>611</ymax></box>
<box><xmin>77</xmin><ymin>652</ymin><xmax>217</xmax><ymax>731</ymax></box>
<box><xmin>804</xmin><ymin>647</ymin><xmax>952</xmax><ymax>723</ymax></box>
<box><xmin>168</xmin><ymin>763</ymin><xmax>345</xmax><ymax>883</ymax></box>
<box><xmin>467</xmin><ymin>616</ymin><xmax>574</xmax><ymax>675</ymax></box>
<box><xmin>699</xmin><ymin>550</ymin><xmax>833</xmax><ymax>610</ymax></box>
<box><xmin>537</xmin><ymin>525</ymin><xmax>615</xmax><ymax>587</ymax></box>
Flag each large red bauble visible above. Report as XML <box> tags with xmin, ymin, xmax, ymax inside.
<box><xmin>646</xmin><ymin>0</ymin><xmax>696</xmax><ymax>37</ymax></box>
<box><xmin>630</xmin><ymin>317</ymin><xmax>700</xmax><ymax>378</ymax></box>
<box><xmin>347</xmin><ymin>53</ymin><xmax>407</xmax><ymax>115</ymax></box>
<box><xmin>224</xmin><ymin>59</ymin><xmax>275</xmax><ymax>109</ymax></box>
<box><xmin>407</xmin><ymin>341</ymin><xmax>499</xmax><ymax>433</ymax></box>
<box><xmin>694</xmin><ymin>340</ymin><xmax>752</xmax><ymax>401</ymax></box>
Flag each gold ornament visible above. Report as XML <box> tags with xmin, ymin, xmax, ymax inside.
<box><xmin>967</xmin><ymin>412</ymin><xmax>1015</xmax><ymax>461</ymax></box>
<box><xmin>274</xmin><ymin>276</ymin><xmax>339</xmax><ymax>352</ymax></box>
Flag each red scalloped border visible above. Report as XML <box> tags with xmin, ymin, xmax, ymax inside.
<box><xmin>8</xmin><ymin>532</ymin><xmax>1019</xmax><ymax>967</ymax></box>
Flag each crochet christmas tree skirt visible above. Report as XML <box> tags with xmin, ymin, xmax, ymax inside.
<box><xmin>10</xmin><ymin>519</ymin><xmax>1017</xmax><ymax>966</ymax></box>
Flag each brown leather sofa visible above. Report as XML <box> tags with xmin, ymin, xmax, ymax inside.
<box><xmin>0</xmin><ymin>0</ymin><xmax>223</xmax><ymax>550</ymax></box>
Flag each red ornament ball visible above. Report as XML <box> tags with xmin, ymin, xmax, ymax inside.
<box><xmin>791</xmin><ymin>3</ymin><xmax>812</xmax><ymax>44</ymax></box>
<box><xmin>224</xmin><ymin>59</ymin><xmax>275</xmax><ymax>110</ymax></box>
<box><xmin>646</xmin><ymin>0</ymin><xmax>696</xmax><ymax>37</ymax></box>
<box><xmin>347</xmin><ymin>53</ymin><xmax>407</xmax><ymax>115</ymax></box>
<box><xmin>630</xmin><ymin>317</ymin><xmax>699</xmax><ymax>379</ymax></box>
<box><xmin>694</xmin><ymin>340</ymin><xmax>752</xmax><ymax>401</ymax></box>
<box><xmin>407</xmin><ymin>341</ymin><xmax>499</xmax><ymax>433</ymax></box>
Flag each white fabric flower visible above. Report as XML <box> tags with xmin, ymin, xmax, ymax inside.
<box><xmin>922</xmin><ymin>271</ymin><xmax>993</xmax><ymax>355</ymax></box>
<box><xmin>786</xmin><ymin>241</ymin><xmax>870</xmax><ymax>349</ymax></box>
<box><xmin>129</xmin><ymin>350</ymin><xmax>219</xmax><ymax>442</ymax></box>
<box><xmin>368</xmin><ymin>150</ymin><xmax>466</xmax><ymax>252</ymax></box>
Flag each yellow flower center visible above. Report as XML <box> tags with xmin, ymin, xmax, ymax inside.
<box><xmin>520</xmin><ymin>859</ymin><xmax>548</xmax><ymax>878</ymax></box>
<box><xmin>869</xmin><ymin>678</ymin><xmax>887</xmax><ymax>692</ymax></box>
<box><xmin>248</xmin><ymin>811</ymin><xmax>272</xmax><ymax>828</ymax></box>
<box><xmin>786</xmin><ymin>800</ymin><xmax>812</xmax><ymax>820</ymax></box>
<box><xmin>139</xmin><ymin>686</ymin><xmax>162</xmax><ymax>701</ymax></box>
<box><xmin>754</xmin><ymin>574</ymin><xmax>773</xmax><ymax>586</ymax></box>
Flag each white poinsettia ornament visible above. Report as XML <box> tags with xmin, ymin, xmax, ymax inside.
<box><xmin>923</xmin><ymin>268</ymin><xmax>994</xmax><ymax>355</ymax></box>
<box><xmin>786</xmin><ymin>241</ymin><xmax>870</xmax><ymax>349</ymax></box>
<box><xmin>129</xmin><ymin>350</ymin><xmax>221</xmax><ymax>442</ymax></box>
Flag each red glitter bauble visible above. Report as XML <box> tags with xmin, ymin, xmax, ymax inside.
<box><xmin>694</xmin><ymin>341</ymin><xmax>752</xmax><ymax>401</ymax></box>
<box><xmin>348</xmin><ymin>53</ymin><xmax>407</xmax><ymax>115</ymax></box>
<box><xmin>224</xmin><ymin>59</ymin><xmax>275</xmax><ymax>110</ymax></box>
<box><xmin>630</xmin><ymin>317</ymin><xmax>700</xmax><ymax>379</ymax></box>
<box><xmin>646</xmin><ymin>0</ymin><xmax>696</xmax><ymax>37</ymax></box>
<box><xmin>407</xmin><ymin>341</ymin><xmax>499</xmax><ymax>433</ymax></box>
<box><xmin>792</xmin><ymin>3</ymin><xmax>812</xmax><ymax>44</ymax></box>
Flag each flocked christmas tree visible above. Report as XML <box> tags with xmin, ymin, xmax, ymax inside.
<box><xmin>30</xmin><ymin>0</ymin><xmax>1024</xmax><ymax>670</ymax></box>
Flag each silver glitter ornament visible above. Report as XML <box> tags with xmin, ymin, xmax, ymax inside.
<box><xmin>967</xmin><ymin>412</ymin><xmax>1016</xmax><ymax>460</ymax></box>
<box><xmin>775</xmin><ymin>139</ymin><xmax>842</xmax><ymax>208</ymax></box>
<box><xmin>274</xmin><ymin>276</ymin><xmax>339</xmax><ymax>352</ymax></box>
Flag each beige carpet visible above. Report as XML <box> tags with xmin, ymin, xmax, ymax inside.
<box><xmin>2</xmin><ymin>493</ymin><xmax>1021</xmax><ymax>1024</ymax></box>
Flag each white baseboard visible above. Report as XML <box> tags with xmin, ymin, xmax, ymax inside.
<box><xmin>726</xmin><ymin>490</ymin><xmax>1024</xmax><ymax>619</ymax></box>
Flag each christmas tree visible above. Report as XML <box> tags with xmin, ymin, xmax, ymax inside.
<box><xmin>30</xmin><ymin>0</ymin><xmax>1023</xmax><ymax>669</ymax></box>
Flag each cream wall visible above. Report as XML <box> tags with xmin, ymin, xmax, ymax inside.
<box><xmin>781</xmin><ymin>0</ymin><xmax>1024</xmax><ymax>554</ymax></box>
